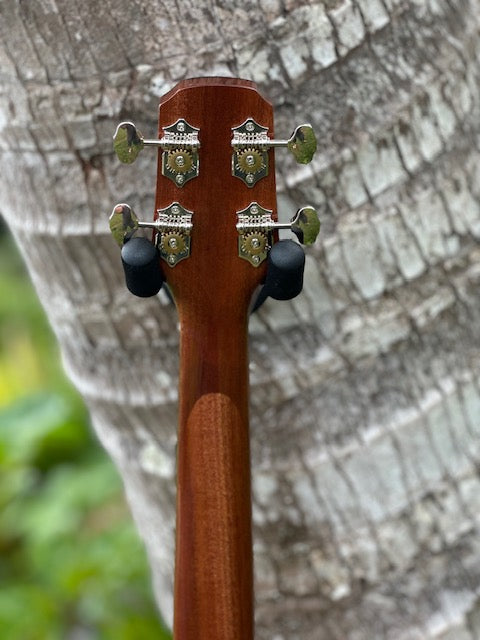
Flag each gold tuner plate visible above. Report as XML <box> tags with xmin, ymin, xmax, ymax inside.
<box><xmin>155</xmin><ymin>202</ymin><xmax>194</xmax><ymax>267</ymax></box>
<box><xmin>231</xmin><ymin>119</ymin><xmax>269</xmax><ymax>187</ymax></box>
<box><xmin>236</xmin><ymin>202</ymin><xmax>272</xmax><ymax>266</ymax></box>
<box><xmin>160</xmin><ymin>120</ymin><xmax>200</xmax><ymax>187</ymax></box>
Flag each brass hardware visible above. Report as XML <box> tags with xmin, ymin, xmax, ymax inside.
<box><xmin>236</xmin><ymin>202</ymin><xmax>320</xmax><ymax>266</ymax></box>
<box><xmin>231</xmin><ymin>119</ymin><xmax>317</xmax><ymax>187</ymax></box>
<box><xmin>161</xmin><ymin>120</ymin><xmax>200</xmax><ymax>186</ymax></box>
<box><xmin>236</xmin><ymin>203</ymin><xmax>272</xmax><ymax>266</ymax></box>
<box><xmin>113</xmin><ymin>119</ymin><xmax>200</xmax><ymax>186</ymax></box>
<box><xmin>109</xmin><ymin>202</ymin><xmax>193</xmax><ymax>267</ymax></box>
<box><xmin>155</xmin><ymin>202</ymin><xmax>193</xmax><ymax>267</ymax></box>
<box><xmin>231</xmin><ymin>120</ymin><xmax>269</xmax><ymax>187</ymax></box>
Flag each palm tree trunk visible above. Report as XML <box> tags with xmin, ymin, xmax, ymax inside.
<box><xmin>1</xmin><ymin>0</ymin><xmax>480</xmax><ymax>637</ymax></box>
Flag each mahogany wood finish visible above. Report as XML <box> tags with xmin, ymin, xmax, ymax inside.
<box><xmin>154</xmin><ymin>78</ymin><xmax>277</xmax><ymax>640</ymax></box>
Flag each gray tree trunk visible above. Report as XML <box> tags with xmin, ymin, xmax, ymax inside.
<box><xmin>1</xmin><ymin>0</ymin><xmax>480</xmax><ymax>638</ymax></box>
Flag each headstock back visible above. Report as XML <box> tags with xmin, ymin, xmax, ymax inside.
<box><xmin>154</xmin><ymin>78</ymin><xmax>276</xmax><ymax>321</ymax></box>
<box><xmin>108</xmin><ymin>78</ymin><xmax>320</xmax><ymax>640</ymax></box>
<box><xmin>109</xmin><ymin>77</ymin><xmax>319</xmax><ymax>316</ymax></box>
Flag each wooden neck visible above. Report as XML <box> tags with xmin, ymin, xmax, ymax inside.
<box><xmin>173</xmin><ymin>306</ymin><xmax>254</xmax><ymax>640</ymax></box>
<box><xmin>151</xmin><ymin>78</ymin><xmax>276</xmax><ymax>640</ymax></box>
<box><xmin>110</xmin><ymin>76</ymin><xmax>314</xmax><ymax>639</ymax></box>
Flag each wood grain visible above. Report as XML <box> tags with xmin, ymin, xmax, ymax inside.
<box><xmin>154</xmin><ymin>78</ymin><xmax>277</xmax><ymax>640</ymax></box>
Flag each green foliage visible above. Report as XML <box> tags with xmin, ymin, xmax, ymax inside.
<box><xmin>0</xmin><ymin>232</ymin><xmax>172</xmax><ymax>639</ymax></box>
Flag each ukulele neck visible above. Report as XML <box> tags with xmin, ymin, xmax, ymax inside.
<box><xmin>109</xmin><ymin>76</ymin><xmax>319</xmax><ymax>640</ymax></box>
<box><xmin>174</xmin><ymin>306</ymin><xmax>253</xmax><ymax>640</ymax></box>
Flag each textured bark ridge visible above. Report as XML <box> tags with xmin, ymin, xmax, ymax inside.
<box><xmin>1</xmin><ymin>1</ymin><xmax>480</xmax><ymax>638</ymax></box>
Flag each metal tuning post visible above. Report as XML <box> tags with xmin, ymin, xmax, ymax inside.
<box><xmin>109</xmin><ymin>202</ymin><xmax>193</xmax><ymax>267</ymax></box>
<box><xmin>113</xmin><ymin>119</ymin><xmax>200</xmax><ymax>187</ymax></box>
<box><xmin>236</xmin><ymin>202</ymin><xmax>320</xmax><ymax>266</ymax></box>
<box><xmin>231</xmin><ymin>118</ymin><xmax>317</xmax><ymax>187</ymax></box>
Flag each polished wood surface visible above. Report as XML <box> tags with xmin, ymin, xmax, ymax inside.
<box><xmin>154</xmin><ymin>78</ymin><xmax>277</xmax><ymax>640</ymax></box>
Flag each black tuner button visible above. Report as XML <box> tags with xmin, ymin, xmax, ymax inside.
<box><xmin>121</xmin><ymin>237</ymin><xmax>164</xmax><ymax>298</ymax></box>
<box><xmin>252</xmin><ymin>239</ymin><xmax>305</xmax><ymax>311</ymax></box>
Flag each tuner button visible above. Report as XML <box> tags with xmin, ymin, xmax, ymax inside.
<box><xmin>286</xmin><ymin>125</ymin><xmax>317</xmax><ymax>164</ymax></box>
<box><xmin>110</xmin><ymin>203</ymin><xmax>163</xmax><ymax>247</ymax></box>
<box><xmin>263</xmin><ymin>239</ymin><xmax>305</xmax><ymax>301</ymax></box>
<box><xmin>290</xmin><ymin>206</ymin><xmax>320</xmax><ymax>245</ymax></box>
<box><xmin>109</xmin><ymin>203</ymin><xmax>140</xmax><ymax>246</ymax></box>
<box><xmin>113</xmin><ymin>122</ymin><xmax>145</xmax><ymax>164</ymax></box>
<box><xmin>121</xmin><ymin>237</ymin><xmax>163</xmax><ymax>298</ymax></box>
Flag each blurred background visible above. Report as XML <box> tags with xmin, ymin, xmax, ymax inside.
<box><xmin>0</xmin><ymin>221</ymin><xmax>171</xmax><ymax>639</ymax></box>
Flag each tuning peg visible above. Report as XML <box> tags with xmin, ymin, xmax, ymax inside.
<box><xmin>113</xmin><ymin>122</ymin><xmax>157</xmax><ymax>164</ymax></box>
<box><xmin>264</xmin><ymin>124</ymin><xmax>317</xmax><ymax>164</ymax></box>
<box><xmin>236</xmin><ymin>203</ymin><xmax>320</xmax><ymax>266</ymax></box>
<box><xmin>232</xmin><ymin>119</ymin><xmax>317</xmax><ymax>186</ymax></box>
<box><xmin>109</xmin><ymin>203</ymin><xmax>156</xmax><ymax>247</ymax></box>
<box><xmin>108</xmin><ymin>204</ymin><xmax>163</xmax><ymax>297</ymax></box>
<box><xmin>109</xmin><ymin>202</ymin><xmax>193</xmax><ymax>267</ymax></box>
<box><xmin>274</xmin><ymin>206</ymin><xmax>320</xmax><ymax>245</ymax></box>
<box><xmin>113</xmin><ymin>120</ymin><xmax>200</xmax><ymax>186</ymax></box>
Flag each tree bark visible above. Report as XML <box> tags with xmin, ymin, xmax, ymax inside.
<box><xmin>1</xmin><ymin>0</ymin><xmax>480</xmax><ymax>638</ymax></box>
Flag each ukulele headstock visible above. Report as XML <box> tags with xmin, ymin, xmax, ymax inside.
<box><xmin>109</xmin><ymin>77</ymin><xmax>320</xmax><ymax>312</ymax></box>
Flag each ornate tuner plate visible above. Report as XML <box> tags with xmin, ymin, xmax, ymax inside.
<box><xmin>161</xmin><ymin>119</ymin><xmax>200</xmax><ymax>187</ymax></box>
<box><xmin>236</xmin><ymin>202</ymin><xmax>272</xmax><ymax>266</ymax></box>
<box><xmin>155</xmin><ymin>202</ymin><xmax>194</xmax><ymax>267</ymax></box>
<box><xmin>231</xmin><ymin>119</ymin><xmax>269</xmax><ymax>187</ymax></box>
